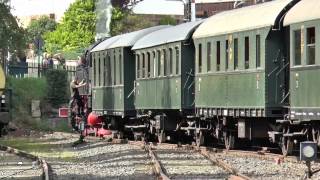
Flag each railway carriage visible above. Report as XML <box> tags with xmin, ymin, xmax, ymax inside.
<box><xmin>192</xmin><ymin>0</ymin><xmax>298</xmax><ymax>149</ymax></box>
<box><xmin>132</xmin><ymin>21</ymin><xmax>203</xmax><ymax>142</ymax></box>
<box><xmin>89</xmin><ymin>26</ymin><xmax>168</xmax><ymax>136</ymax></box>
<box><xmin>273</xmin><ymin>0</ymin><xmax>320</xmax><ymax>155</ymax></box>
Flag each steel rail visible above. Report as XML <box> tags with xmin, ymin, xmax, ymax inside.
<box><xmin>0</xmin><ymin>145</ymin><xmax>51</xmax><ymax>180</ymax></box>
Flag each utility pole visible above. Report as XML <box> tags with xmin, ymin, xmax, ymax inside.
<box><xmin>167</xmin><ymin>0</ymin><xmax>195</xmax><ymax>22</ymax></box>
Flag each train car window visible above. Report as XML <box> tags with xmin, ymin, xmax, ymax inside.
<box><xmin>216</xmin><ymin>41</ymin><xmax>220</xmax><ymax>71</ymax></box>
<box><xmin>294</xmin><ymin>30</ymin><xmax>302</xmax><ymax>66</ymax></box>
<box><xmin>207</xmin><ymin>42</ymin><xmax>211</xmax><ymax>72</ymax></box>
<box><xmin>163</xmin><ymin>49</ymin><xmax>167</xmax><ymax>76</ymax></box>
<box><xmin>153</xmin><ymin>51</ymin><xmax>156</xmax><ymax>77</ymax></box>
<box><xmin>245</xmin><ymin>37</ymin><xmax>249</xmax><ymax>69</ymax></box>
<box><xmin>256</xmin><ymin>35</ymin><xmax>261</xmax><ymax>68</ymax></box>
<box><xmin>103</xmin><ymin>54</ymin><xmax>106</xmax><ymax>86</ymax></box>
<box><xmin>198</xmin><ymin>44</ymin><xmax>202</xmax><ymax>73</ymax></box>
<box><xmin>136</xmin><ymin>54</ymin><xmax>140</xmax><ymax>79</ymax></box>
<box><xmin>169</xmin><ymin>48</ymin><xmax>173</xmax><ymax>75</ymax></box>
<box><xmin>142</xmin><ymin>53</ymin><xmax>145</xmax><ymax>78</ymax></box>
<box><xmin>307</xmin><ymin>27</ymin><xmax>316</xmax><ymax>65</ymax></box>
<box><xmin>98</xmin><ymin>55</ymin><xmax>101</xmax><ymax>86</ymax></box>
<box><xmin>225</xmin><ymin>40</ymin><xmax>229</xmax><ymax>70</ymax></box>
<box><xmin>147</xmin><ymin>52</ymin><xmax>151</xmax><ymax>78</ymax></box>
<box><xmin>157</xmin><ymin>50</ymin><xmax>161</xmax><ymax>76</ymax></box>
<box><xmin>119</xmin><ymin>52</ymin><xmax>122</xmax><ymax>84</ymax></box>
<box><xmin>93</xmin><ymin>54</ymin><xmax>96</xmax><ymax>86</ymax></box>
<box><xmin>175</xmin><ymin>47</ymin><xmax>179</xmax><ymax>75</ymax></box>
<box><xmin>234</xmin><ymin>38</ymin><xmax>238</xmax><ymax>70</ymax></box>
<box><xmin>113</xmin><ymin>52</ymin><xmax>116</xmax><ymax>85</ymax></box>
<box><xmin>107</xmin><ymin>54</ymin><xmax>111</xmax><ymax>85</ymax></box>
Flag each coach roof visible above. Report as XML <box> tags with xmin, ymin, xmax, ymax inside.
<box><xmin>91</xmin><ymin>35</ymin><xmax>121</xmax><ymax>52</ymax></box>
<box><xmin>132</xmin><ymin>20</ymin><xmax>203</xmax><ymax>50</ymax></box>
<box><xmin>108</xmin><ymin>25</ymin><xmax>170</xmax><ymax>49</ymax></box>
<box><xmin>193</xmin><ymin>0</ymin><xmax>295</xmax><ymax>39</ymax></box>
<box><xmin>284</xmin><ymin>0</ymin><xmax>320</xmax><ymax>26</ymax></box>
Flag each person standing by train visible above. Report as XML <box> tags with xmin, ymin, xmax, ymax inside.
<box><xmin>70</xmin><ymin>76</ymin><xmax>86</xmax><ymax>116</ymax></box>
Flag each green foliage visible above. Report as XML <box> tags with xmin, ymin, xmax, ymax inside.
<box><xmin>0</xmin><ymin>1</ymin><xmax>26</xmax><ymax>53</ymax></box>
<box><xmin>159</xmin><ymin>15</ymin><xmax>177</xmax><ymax>25</ymax></box>
<box><xmin>45</xmin><ymin>69</ymin><xmax>68</xmax><ymax>107</ymax></box>
<box><xmin>110</xmin><ymin>7</ymin><xmax>152</xmax><ymax>36</ymax></box>
<box><xmin>44</xmin><ymin>0</ymin><xmax>96</xmax><ymax>54</ymax></box>
<box><xmin>26</xmin><ymin>16</ymin><xmax>57</xmax><ymax>44</ymax></box>
<box><xmin>7</xmin><ymin>77</ymin><xmax>47</xmax><ymax>123</ymax></box>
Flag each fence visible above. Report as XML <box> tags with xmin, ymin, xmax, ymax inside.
<box><xmin>8</xmin><ymin>60</ymin><xmax>76</xmax><ymax>81</ymax></box>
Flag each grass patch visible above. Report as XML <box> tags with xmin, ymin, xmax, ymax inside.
<box><xmin>0</xmin><ymin>137</ymin><xmax>77</xmax><ymax>161</ymax></box>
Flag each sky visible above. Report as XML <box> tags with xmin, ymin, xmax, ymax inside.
<box><xmin>10</xmin><ymin>0</ymin><xmax>76</xmax><ymax>21</ymax></box>
<box><xmin>9</xmin><ymin>0</ymin><xmax>185</xmax><ymax>23</ymax></box>
<box><xmin>133</xmin><ymin>0</ymin><xmax>184</xmax><ymax>15</ymax></box>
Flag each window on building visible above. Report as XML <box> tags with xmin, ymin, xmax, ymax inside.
<box><xmin>142</xmin><ymin>53</ymin><xmax>145</xmax><ymax>78</ymax></box>
<box><xmin>163</xmin><ymin>49</ymin><xmax>167</xmax><ymax>76</ymax></box>
<box><xmin>207</xmin><ymin>42</ymin><xmax>211</xmax><ymax>72</ymax></box>
<box><xmin>175</xmin><ymin>47</ymin><xmax>180</xmax><ymax>75</ymax></box>
<box><xmin>256</xmin><ymin>35</ymin><xmax>261</xmax><ymax>68</ymax></box>
<box><xmin>169</xmin><ymin>48</ymin><xmax>173</xmax><ymax>75</ymax></box>
<box><xmin>225</xmin><ymin>40</ymin><xmax>229</xmax><ymax>70</ymax></box>
<box><xmin>147</xmin><ymin>52</ymin><xmax>151</xmax><ymax>78</ymax></box>
<box><xmin>216</xmin><ymin>41</ymin><xmax>220</xmax><ymax>71</ymax></box>
<box><xmin>198</xmin><ymin>44</ymin><xmax>202</xmax><ymax>73</ymax></box>
<box><xmin>234</xmin><ymin>38</ymin><xmax>238</xmax><ymax>70</ymax></box>
<box><xmin>245</xmin><ymin>37</ymin><xmax>249</xmax><ymax>69</ymax></box>
<box><xmin>307</xmin><ymin>27</ymin><xmax>316</xmax><ymax>65</ymax></box>
<box><xmin>157</xmin><ymin>50</ymin><xmax>161</xmax><ymax>76</ymax></box>
<box><xmin>294</xmin><ymin>30</ymin><xmax>302</xmax><ymax>66</ymax></box>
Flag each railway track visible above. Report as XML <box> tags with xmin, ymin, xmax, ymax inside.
<box><xmin>128</xmin><ymin>141</ymin><xmax>249</xmax><ymax>180</ymax></box>
<box><xmin>0</xmin><ymin>145</ymin><xmax>51</xmax><ymax>180</ymax></box>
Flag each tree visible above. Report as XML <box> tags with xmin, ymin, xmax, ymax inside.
<box><xmin>159</xmin><ymin>16</ymin><xmax>177</xmax><ymax>26</ymax></box>
<box><xmin>0</xmin><ymin>0</ymin><xmax>26</xmax><ymax>54</ymax></box>
<box><xmin>43</xmin><ymin>0</ymin><xmax>96</xmax><ymax>54</ymax></box>
<box><xmin>26</xmin><ymin>16</ymin><xmax>57</xmax><ymax>44</ymax></box>
<box><xmin>109</xmin><ymin>7</ymin><xmax>153</xmax><ymax>36</ymax></box>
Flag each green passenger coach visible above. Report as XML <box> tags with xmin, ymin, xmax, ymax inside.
<box><xmin>192</xmin><ymin>0</ymin><xmax>297</xmax><ymax>149</ymax></box>
<box><xmin>276</xmin><ymin>0</ymin><xmax>320</xmax><ymax>155</ymax></box>
<box><xmin>90</xmin><ymin>26</ymin><xmax>168</xmax><ymax>132</ymax></box>
<box><xmin>132</xmin><ymin>21</ymin><xmax>203</xmax><ymax>142</ymax></box>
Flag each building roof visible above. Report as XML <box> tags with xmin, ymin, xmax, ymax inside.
<box><xmin>90</xmin><ymin>36</ymin><xmax>121</xmax><ymax>52</ymax></box>
<box><xmin>284</xmin><ymin>0</ymin><xmax>320</xmax><ymax>26</ymax></box>
<box><xmin>108</xmin><ymin>26</ymin><xmax>170</xmax><ymax>49</ymax></box>
<box><xmin>193</xmin><ymin>0</ymin><xmax>294</xmax><ymax>39</ymax></box>
<box><xmin>132</xmin><ymin>20</ymin><xmax>204</xmax><ymax>50</ymax></box>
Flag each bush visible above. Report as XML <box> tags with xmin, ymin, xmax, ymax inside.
<box><xmin>45</xmin><ymin>69</ymin><xmax>69</xmax><ymax>108</ymax></box>
<box><xmin>7</xmin><ymin>77</ymin><xmax>47</xmax><ymax>124</ymax></box>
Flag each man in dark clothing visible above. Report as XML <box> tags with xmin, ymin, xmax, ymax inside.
<box><xmin>70</xmin><ymin>76</ymin><xmax>86</xmax><ymax>115</ymax></box>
